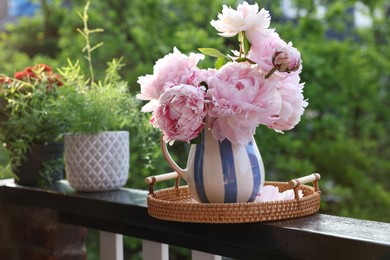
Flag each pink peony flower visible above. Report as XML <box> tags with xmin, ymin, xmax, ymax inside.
<box><xmin>210</xmin><ymin>1</ymin><xmax>270</xmax><ymax>38</ymax></box>
<box><xmin>255</xmin><ymin>185</ymin><xmax>303</xmax><ymax>202</ymax></box>
<box><xmin>138</xmin><ymin>2</ymin><xmax>308</xmax><ymax>145</ymax></box>
<box><xmin>245</xmin><ymin>27</ymin><xmax>276</xmax><ymax>47</ymax></box>
<box><xmin>151</xmin><ymin>84</ymin><xmax>207</xmax><ymax>144</ymax></box>
<box><xmin>137</xmin><ymin>47</ymin><xmax>204</xmax><ymax>112</ymax></box>
<box><xmin>255</xmin><ymin>185</ymin><xmax>280</xmax><ymax>202</ymax></box>
<box><xmin>272</xmin><ymin>42</ymin><xmax>302</xmax><ymax>73</ymax></box>
<box><xmin>267</xmin><ymin>74</ymin><xmax>308</xmax><ymax>131</ymax></box>
<box><xmin>248</xmin><ymin>31</ymin><xmax>286</xmax><ymax>73</ymax></box>
<box><xmin>206</xmin><ymin>62</ymin><xmax>281</xmax><ymax>144</ymax></box>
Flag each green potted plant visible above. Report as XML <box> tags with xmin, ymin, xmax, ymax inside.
<box><xmin>55</xmin><ymin>58</ymin><xmax>138</xmax><ymax>191</ymax></box>
<box><xmin>54</xmin><ymin>2</ymin><xmax>140</xmax><ymax>191</ymax></box>
<box><xmin>0</xmin><ymin>64</ymin><xmax>65</xmax><ymax>186</ymax></box>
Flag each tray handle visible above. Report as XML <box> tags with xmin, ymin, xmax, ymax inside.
<box><xmin>144</xmin><ymin>171</ymin><xmax>180</xmax><ymax>196</ymax></box>
<box><xmin>288</xmin><ymin>173</ymin><xmax>321</xmax><ymax>200</ymax></box>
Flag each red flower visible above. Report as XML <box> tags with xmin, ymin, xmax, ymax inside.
<box><xmin>0</xmin><ymin>76</ymin><xmax>11</xmax><ymax>84</ymax></box>
<box><xmin>52</xmin><ymin>73</ymin><xmax>63</xmax><ymax>86</ymax></box>
<box><xmin>12</xmin><ymin>64</ymin><xmax>62</xmax><ymax>91</ymax></box>
<box><xmin>46</xmin><ymin>73</ymin><xmax>63</xmax><ymax>89</ymax></box>
<box><xmin>23</xmin><ymin>67</ymin><xmax>35</xmax><ymax>78</ymax></box>
<box><xmin>14</xmin><ymin>71</ymin><xmax>29</xmax><ymax>80</ymax></box>
<box><xmin>25</xmin><ymin>64</ymin><xmax>52</xmax><ymax>74</ymax></box>
<box><xmin>37</xmin><ymin>64</ymin><xmax>53</xmax><ymax>72</ymax></box>
<box><xmin>21</xmin><ymin>64</ymin><xmax>53</xmax><ymax>79</ymax></box>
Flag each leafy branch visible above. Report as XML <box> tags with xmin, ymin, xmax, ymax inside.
<box><xmin>76</xmin><ymin>1</ymin><xmax>104</xmax><ymax>84</ymax></box>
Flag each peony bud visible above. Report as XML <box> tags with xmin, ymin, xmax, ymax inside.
<box><xmin>272</xmin><ymin>44</ymin><xmax>301</xmax><ymax>73</ymax></box>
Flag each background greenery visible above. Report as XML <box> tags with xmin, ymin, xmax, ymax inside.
<box><xmin>0</xmin><ymin>0</ymin><xmax>389</xmax><ymax>258</ymax></box>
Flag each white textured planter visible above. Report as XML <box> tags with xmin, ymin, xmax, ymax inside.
<box><xmin>64</xmin><ymin>131</ymin><xmax>129</xmax><ymax>192</ymax></box>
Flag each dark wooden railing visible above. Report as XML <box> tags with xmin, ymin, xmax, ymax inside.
<box><xmin>0</xmin><ymin>178</ymin><xmax>389</xmax><ymax>260</ymax></box>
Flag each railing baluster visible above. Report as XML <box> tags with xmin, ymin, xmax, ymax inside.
<box><xmin>143</xmin><ymin>240</ymin><xmax>169</xmax><ymax>260</ymax></box>
<box><xmin>99</xmin><ymin>231</ymin><xmax>123</xmax><ymax>260</ymax></box>
<box><xmin>192</xmin><ymin>250</ymin><xmax>222</xmax><ymax>260</ymax></box>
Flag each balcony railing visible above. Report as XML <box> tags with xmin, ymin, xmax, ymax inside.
<box><xmin>0</xmin><ymin>178</ymin><xmax>389</xmax><ymax>260</ymax></box>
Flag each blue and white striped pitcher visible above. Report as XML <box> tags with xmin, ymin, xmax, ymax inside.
<box><xmin>161</xmin><ymin>128</ymin><xmax>265</xmax><ymax>203</ymax></box>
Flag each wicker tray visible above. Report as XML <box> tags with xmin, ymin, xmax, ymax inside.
<box><xmin>145</xmin><ymin>173</ymin><xmax>321</xmax><ymax>223</ymax></box>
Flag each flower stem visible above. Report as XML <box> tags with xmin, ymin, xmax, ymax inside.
<box><xmin>265</xmin><ymin>67</ymin><xmax>277</xmax><ymax>79</ymax></box>
<box><xmin>238</xmin><ymin>32</ymin><xmax>244</xmax><ymax>58</ymax></box>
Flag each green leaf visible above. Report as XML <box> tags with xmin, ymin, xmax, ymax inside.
<box><xmin>243</xmin><ymin>35</ymin><xmax>251</xmax><ymax>56</ymax></box>
<box><xmin>215</xmin><ymin>57</ymin><xmax>226</xmax><ymax>69</ymax></box>
<box><xmin>89</xmin><ymin>28</ymin><xmax>104</xmax><ymax>34</ymax></box>
<box><xmin>235</xmin><ymin>57</ymin><xmax>256</xmax><ymax>64</ymax></box>
<box><xmin>235</xmin><ymin>57</ymin><xmax>246</xmax><ymax>63</ymax></box>
<box><xmin>90</xmin><ymin>42</ymin><xmax>104</xmax><ymax>52</ymax></box>
<box><xmin>198</xmin><ymin>48</ymin><xmax>226</xmax><ymax>58</ymax></box>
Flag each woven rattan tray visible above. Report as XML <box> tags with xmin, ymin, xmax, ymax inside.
<box><xmin>145</xmin><ymin>173</ymin><xmax>321</xmax><ymax>223</ymax></box>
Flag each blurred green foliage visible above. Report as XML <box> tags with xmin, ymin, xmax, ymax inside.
<box><xmin>256</xmin><ymin>0</ymin><xmax>390</xmax><ymax>222</ymax></box>
<box><xmin>0</xmin><ymin>0</ymin><xmax>389</xmax><ymax>258</ymax></box>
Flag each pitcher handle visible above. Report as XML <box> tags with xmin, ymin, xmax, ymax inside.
<box><xmin>160</xmin><ymin>136</ymin><xmax>187</xmax><ymax>180</ymax></box>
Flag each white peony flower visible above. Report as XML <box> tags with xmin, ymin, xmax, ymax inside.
<box><xmin>210</xmin><ymin>1</ymin><xmax>271</xmax><ymax>38</ymax></box>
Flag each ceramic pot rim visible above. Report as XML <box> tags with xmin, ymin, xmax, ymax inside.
<box><xmin>64</xmin><ymin>131</ymin><xmax>129</xmax><ymax>137</ymax></box>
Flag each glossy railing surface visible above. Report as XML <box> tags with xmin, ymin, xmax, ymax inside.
<box><xmin>0</xmin><ymin>179</ymin><xmax>389</xmax><ymax>260</ymax></box>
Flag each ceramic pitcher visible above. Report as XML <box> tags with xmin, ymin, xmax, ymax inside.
<box><xmin>162</xmin><ymin>128</ymin><xmax>265</xmax><ymax>203</ymax></box>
